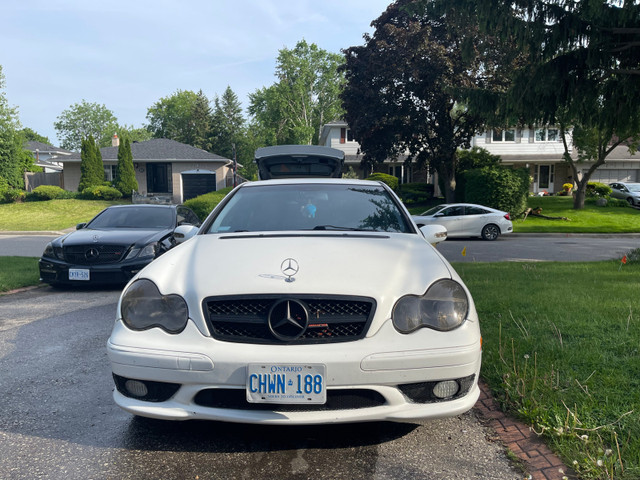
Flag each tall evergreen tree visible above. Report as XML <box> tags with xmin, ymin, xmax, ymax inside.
<box><xmin>114</xmin><ymin>137</ymin><xmax>138</xmax><ymax>197</ymax></box>
<box><xmin>211</xmin><ymin>86</ymin><xmax>245</xmax><ymax>159</ymax></box>
<box><xmin>192</xmin><ymin>90</ymin><xmax>213</xmax><ymax>151</ymax></box>
<box><xmin>78</xmin><ymin>135</ymin><xmax>103</xmax><ymax>191</ymax></box>
<box><xmin>0</xmin><ymin>65</ymin><xmax>29</xmax><ymax>189</ymax></box>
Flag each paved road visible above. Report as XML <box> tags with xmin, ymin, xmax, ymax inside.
<box><xmin>0</xmin><ymin>287</ymin><xmax>521</xmax><ymax>480</ymax></box>
<box><xmin>2</xmin><ymin>231</ymin><xmax>639</xmax><ymax>263</ymax></box>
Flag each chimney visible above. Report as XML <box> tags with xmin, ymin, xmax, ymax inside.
<box><xmin>112</xmin><ymin>133</ymin><xmax>120</xmax><ymax>147</ymax></box>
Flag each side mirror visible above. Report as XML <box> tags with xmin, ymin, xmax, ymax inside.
<box><xmin>419</xmin><ymin>224</ymin><xmax>447</xmax><ymax>245</ymax></box>
<box><xmin>76</xmin><ymin>223</ymin><xmax>87</xmax><ymax>230</ymax></box>
<box><xmin>174</xmin><ymin>225</ymin><xmax>199</xmax><ymax>244</ymax></box>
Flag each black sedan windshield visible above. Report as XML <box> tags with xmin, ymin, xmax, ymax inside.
<box><xmin>207</xmin><ymin>183</ymin><xmax>412</xmax><ymax>233</ymax></box>
<box><xmin>88</xmin><ymin>207</ymin><xmax>175</xmax><ymax>229</ymax></box>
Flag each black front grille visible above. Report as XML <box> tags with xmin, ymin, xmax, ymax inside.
<box><xmin>203</xmin><ymin>295</ymin><xmax>376</xmax><ymax>344</ymax></box>
<box><xmin>194</xmin><ymin>388</ymin><xmax>386</xmax><ymax>411</ymax></box>
<box><xmin>64</xmin><ymin>244</ymin><xmax>128</xmax><ymax>265</ymax></box>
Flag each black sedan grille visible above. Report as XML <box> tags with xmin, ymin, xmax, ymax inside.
<box><xmin>63</xmin><ymin>244</ymin><xmax>128</xmax><ymax>265</ymax></box>
<box><xmin>203</xmin><ymin>295</ymin><xmax>376</xmax><ymax>345</ymax></box>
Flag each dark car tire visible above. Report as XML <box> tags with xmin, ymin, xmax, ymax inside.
<box><xmin>627</xmin><ymin>197</ymin><xmax>635</xmax><ymax>206</ymax></box>
<box><xmin>481</xmin><ymin>224</ymin><xmax>500</xmax><ymax>241</ymax></box>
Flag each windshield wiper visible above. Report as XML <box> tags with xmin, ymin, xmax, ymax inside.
<box><xmin>312</xmin><ymin>225</ymin><xmax>374</xmax><ymax>231</ymax></box>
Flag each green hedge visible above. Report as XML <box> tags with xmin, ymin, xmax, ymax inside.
<box><xmin>79</xmin><ymin>185</ymin><xmax>123</xmax><ymax>200</ymax></box>
<box><xmin>366</xmin><ymin>172</ymin><xmax>399</xmax><ymax>191</ymax></box>
<box><xmin>398</xmin><ymin>182</ymin><xmax>434</xmax><ymax>204</ymax></box>
<box><xmin>26</xmin><ymin>185</ymin><xmax>75</xmax><ymax>201</ymax></box>
<box><xmin>586</xmin><ymin>181</ymin><xmax>612</xmax><ymax>197</ymax></box>
<box><xmin>0</xmin><ymin>177</ymin><xmax>25</xmax><ymax>203</ymax></box>
<box><xmin>183</xmin><ymin>187</ymin><xmax>233</xmax><ymax>221</ymax></box>
<box><xmin>465</xmin><ymin>166</ymin><xmax>530</xmax><ymax>214</ymax></box>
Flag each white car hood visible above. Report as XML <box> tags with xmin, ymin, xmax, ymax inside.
<box><xmin>135</xmin><ymin>232</ymin><xmax>453</xmax><ymax>327</ymax></box>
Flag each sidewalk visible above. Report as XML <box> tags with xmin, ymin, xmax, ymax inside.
<box><xmin>475</xmin><ymin>381</ymin><xmax>577</xmax><ymax>480</ymax></box>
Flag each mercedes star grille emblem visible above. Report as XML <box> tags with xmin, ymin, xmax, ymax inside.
<box><xmin>280</xmin><ymin>258</ymin><xmax>299</xmax><ymax>283</ymax></box>
<box><xmin>268</xmin><ymin>299</ymin><xmax>309</xmax><ymax>341</ymax></box>
<box><xmin>85</xmin><ymin>247</ymin><xmax>100</xmax><ymax>260</ymax></box>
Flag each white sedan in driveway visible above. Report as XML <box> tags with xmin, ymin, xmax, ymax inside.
<box><xmin>107</xmin><ymin>177</ymin><xmax>482</xmax><ymax>425</ymax></box>
<box><xmin>412</xmin><ymin>203</ymin><xmax>513</xmax><ymax>241</ymax></box>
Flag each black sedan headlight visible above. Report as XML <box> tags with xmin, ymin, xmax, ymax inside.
<box><xmin>392</xmin><ymin>279</ymin><xmax>469</xmax><ymax>333</ymax></box>
<box><xmin>125</xmin><ymin>242</ymin><xmax>158</xmax><ymax>260</ymax></box>
<box><xmin>42</xmin><ymin>242</ymin><xmax>64</xmax><ymax>260</ymax></box>
<box><xmin>120</xmin><ymin>279</ymin><xmax>188</xmax><ymax>333</ymax></box>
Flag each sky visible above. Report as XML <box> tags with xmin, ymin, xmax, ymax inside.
<box><xmin>2</xmin><ymin>0</ymin><xmax>391</xmax><ymax>148</ymax></box>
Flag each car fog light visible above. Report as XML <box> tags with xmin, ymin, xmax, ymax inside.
<box><xmin>432</xmin><ymin>380</ymin><xmax>460</xmax><ymax>399</ymax></box>
<box><xmin>124</xmin><ymin>379</ymin><xmax>149</xmax><ymax>398</ymax></box>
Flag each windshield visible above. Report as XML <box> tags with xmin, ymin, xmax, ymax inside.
<box><xmin>206</xmin><ymin>183</ymin><xmax>412</xmax><ymax>233</ymax></box>
<box><xmin>627</xmin><ymin>184</ymin><xmax>640</xmax><ymax>192</ymax></box>
<box><xmin>420</xmin><ymin>205</ymin><xmax>447</xmax><ymax>216</ymax></box>
<box><xmin>88</xmin><ymin>207</ymin><xmax>175</xmax><ymax>229</ymax></box>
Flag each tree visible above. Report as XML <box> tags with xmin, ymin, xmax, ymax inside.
<box><xmin>146</xmin><ymin>90</ymin><xmax>204</xmax><ymax>146</ymax></box>
<box><xmin>20</xmin><ymin>127</ymin><xmax>51</xmax><ymax>145</ymax></box>
<box><xmin>427</xmin><ymin>0</ymin><xmax>640</xmax><ymax>208</ymax></box>
<box><xmin>341</xmin><ymin>1</ymin><xmax>519</xmax><ymax>201</ymax></box>
<box><xmin>114</xmin><ymin>137</ymin><xmax>138</xmax><ymax>197</ymax></box>
<box><xmin>54</xmin><ymin>100</ymin><xmax>118</xmax><ymax>151</ymax></box>
<box><xmin>211</xmin><ymin>86</ymin><xmax>245</xmax><ymax>158</ymax></box>
<box><xmin>0</xmin><ymin>65</ymin><xmax>31</xmax><ymax>189</ymax></box>
<box><xmin>78</xmin><ymin>135</ymin><xmax>103</xmax><ymax>191</ymax></box>
<box><xmin>249</xmin><ymin>40</ymin><xmax>345</xmax><ymax>146</ymax></box>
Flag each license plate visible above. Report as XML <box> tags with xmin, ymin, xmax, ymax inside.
<box><xmin>246</xmin><ymin>364</ymin><xmax>326</xmax><ymax>404</ymax></box>
<box><xmin>68</xmin><ymin>269</ymin><xmax>90</xmax><ymax>281</ymax></box>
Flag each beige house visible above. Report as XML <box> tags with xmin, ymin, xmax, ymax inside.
<box><xmin>59</xmin><ymin>136</ymin><xmax>234</xmax><ymax>203</ymax></box>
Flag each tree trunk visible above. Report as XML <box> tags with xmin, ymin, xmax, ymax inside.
<box><xmin>572</xmin><ymin>185</ymin><xmax>586</xmax><ymax>209</ymax></box>
<box><xmin>437</xmin><ymin>164</ymin><xmax>456</xmax><ymax>202</ymax></box>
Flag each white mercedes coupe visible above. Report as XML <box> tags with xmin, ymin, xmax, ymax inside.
<box><xmin>107</xmin><ymin>177</ymin><xmax>482</xmax><ymax>424</ymax></box>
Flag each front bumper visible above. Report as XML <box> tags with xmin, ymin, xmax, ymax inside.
<box><xmin>39</xmin><ymin>257</ymin><xmax>151</xmax><ymax>285</ymax></box>
<box><xmin>107</xmin><ymin>319</ymin><xmax>482</xmax><ymax>424</ymax></box>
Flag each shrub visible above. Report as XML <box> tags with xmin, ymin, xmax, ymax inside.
<box><xmin>366</xmin><ymin>172</ymin><xmax>399</xmax><ymax>191</ymax></box>
<box><xmin>80</xmin><ymin>185</ymin><xmax>123</xmax><ymax>200</ymax></box>
<box><xmin>585</xmin><ymin>181</ymin><xmax>612</xmax><ymax>197</ymax></box>
<box><xmin>183</xmin><ymin>187</ymin><xmax>233</xmax><ymax>221</ymax></box>
<box><xmin>0</xmin><ymin>177</ymin><xmax>25</xmax><ymax>203</ymax></box>
<box><xmin>26</xmin><ymin>185</ymin><xmax>74</xmax><ymax>201</ymax></box>
<box><xmin>398</xmin><ymin>182</ymin><xmax>434</xmax><ymax>204</ymax></box>
<box><xmin>464</xmin><ymin>166</ymin><xmax>530</xmax><ymax>214</ymax></box>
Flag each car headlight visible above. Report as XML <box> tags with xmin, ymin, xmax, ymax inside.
<box><xmin>42</xmin><ymin>242</ymin><xmax>64</xmax><ymax>260</ymax></box>
<box><xmin>125</xmin><ymin>242</ymin><xmax>158</xmax><ymax>260</ymax></box>
<box><xmin>392</xmin><ymin>279</ymin><xmax>469</xmax><ymax>333</ymax></box>
<box><xmin>120</xmin><ymin>279</ymin><xmax>188</xmax><ymax>333</ymax></box>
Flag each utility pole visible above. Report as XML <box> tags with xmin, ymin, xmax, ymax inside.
<box><xmin>232</xmin><ymin>143</ymin><xmax>237</xmax><ymax>187</ymax></box>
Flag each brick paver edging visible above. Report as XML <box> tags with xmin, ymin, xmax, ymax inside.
<box><xmin>474</xmin><ymin>380</ymin><xmax>579</xmax><ymax>480</ymax></box>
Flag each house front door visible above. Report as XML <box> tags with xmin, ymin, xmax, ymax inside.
<box><xmin>146</xmin><ymin>163</ymin><xmax>172</xmax><ymax>193</ymax></box>
<box><xmin>537</xmin><ymin>165</ymin><xmax>554</xmax><ymax>193</ymax></box>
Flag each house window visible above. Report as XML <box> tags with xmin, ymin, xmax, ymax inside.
<box><xmin>104</xmin><ymin>165</ymin><xmax>117</xmax><ymax>182</ymax></box>
<box><xmin>535</xmin><ymin>128</ymin><xmax>560</xmax><ymax>142</ymax></box>
<box><xmin>340</xmin><ymin>127</ymin><xmax>355</xmax><ymax>143</ymax></box>
<box><xmin>492</xmin><ymin>128</ymin><xmax>515</xmax><ymax>142</ymax></box>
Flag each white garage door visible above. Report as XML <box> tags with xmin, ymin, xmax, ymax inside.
<box><xmin>589</xmin><ymin>169</ymin><xmax>639</xmax><ymax>183</ymax></box>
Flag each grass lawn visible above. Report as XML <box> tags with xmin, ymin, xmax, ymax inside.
<box><xmin>408</xmin><ymin>196</ymin><xmax>640</xmax><ymax>234</ymax></box>
<box><xmin>0</xmin><ymin>199</ymin><xmax>127</xmax><ymax>231</ymax></box>
<box><xmin>456</xmin><ymin>261</ymin><xmax>640</xmax><ymax>479</ymax></box>
<box><xmin>0</xmin><ymin>257</ymin><xmax>40</xmax><ymax>293</ymax></box>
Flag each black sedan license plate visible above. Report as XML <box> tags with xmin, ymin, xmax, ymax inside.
<box><xmin>246</xmin><ymin>364</ymin><xmax>326</xmax><ymax>404</ymax></box>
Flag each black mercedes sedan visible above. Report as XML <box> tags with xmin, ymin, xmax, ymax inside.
<box><xmin>39</xmin><ymin>204</ymin><xmax>200</xmax><ymax>286</ymax></box>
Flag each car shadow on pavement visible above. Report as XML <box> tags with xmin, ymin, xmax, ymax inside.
<box><xmin>123</xmin><ymin>416</ymin><xmax>418</xmax><ymax>452</ymax></box>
